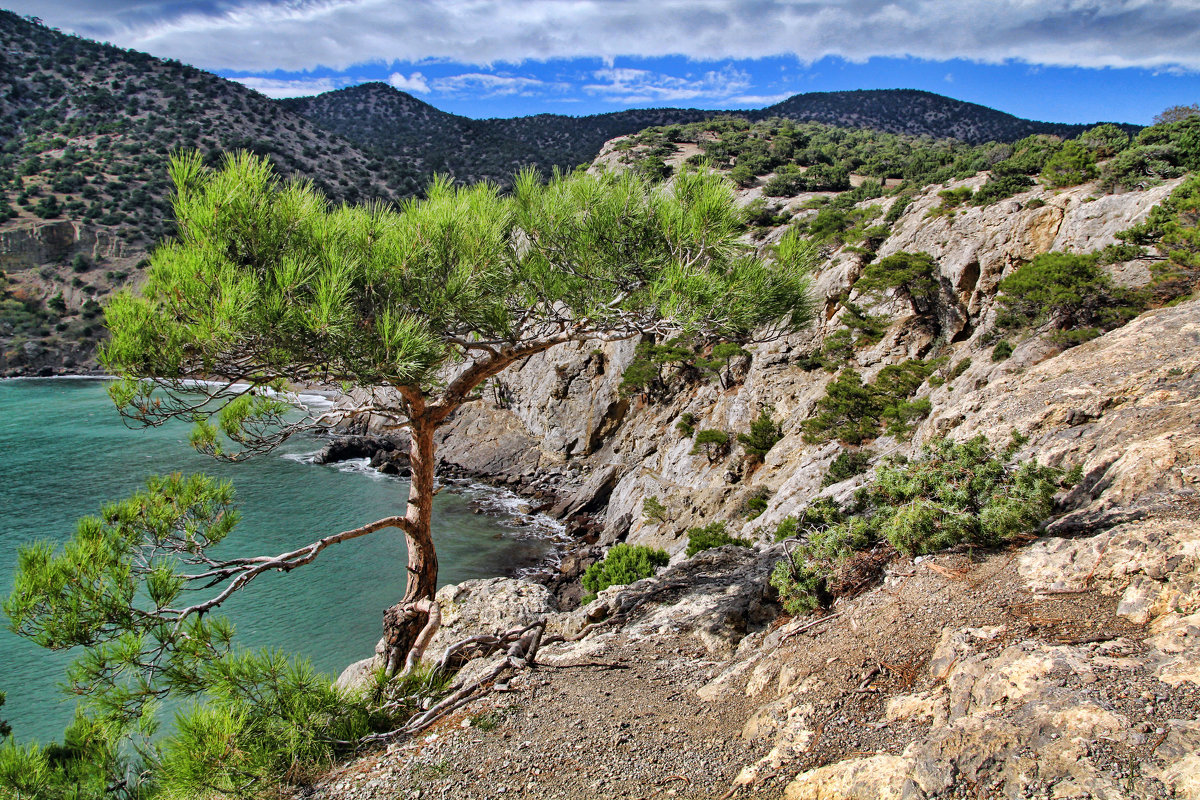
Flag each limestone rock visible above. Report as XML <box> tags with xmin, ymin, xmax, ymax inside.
<box><xmin>425</xmin><ymin>577</ymin><xmax>558</xmax><ymax>659</ymax></box>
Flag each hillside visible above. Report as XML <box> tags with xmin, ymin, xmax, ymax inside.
<box><xmin>282</xmin><ymin>84</ymin><xmax>1134</xmax><ymax>188</ymax></box>
<box><xmin>301</xmin><ymin>117</ymin><xmax>1200</xmax><ymax>799</ymax></box>
<box><xmin>280</xmin><ymin>82</ymin><xmax>715</xmax><ymax>184</ymax></box>
<box><xmin>0</xmin><ymin>11</ymin><xmax>417</xmax><ymax>373</ymax></box>
<box><xmin>756</xmin><ymin>88</ymin><xmax>1116</xmax><ymax>143</ymax></box>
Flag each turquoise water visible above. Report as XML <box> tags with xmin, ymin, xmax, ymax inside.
<box><xmin>0</xmin><ymin>378</ymin><xmax>554</xmax><ymax>743</ymax></box>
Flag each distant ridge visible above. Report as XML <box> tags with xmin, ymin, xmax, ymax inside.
<box><xmin>282</xmin><ymin>83</ymin><xmax>1137</xmax><ymax>186</ymax></box>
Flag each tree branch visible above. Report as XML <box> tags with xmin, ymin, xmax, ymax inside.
<box><xmin>166</xmin><ymin>515</ymin><xmax>416</xmax><ymax>624</ymax></box>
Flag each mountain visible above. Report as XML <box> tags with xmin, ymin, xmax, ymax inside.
<box><xmin>280</xmin><ymin>83</ymin><xmax>714</xmax><ymax>184</ymax></box>
<box><xmin>282</xmin><ymin>84</ymin><xmax>1136</xmax><ymax>188</ymax></box>
<box><xmin>0</xmin><ymin>11</ymin><xmax>420</xmax><ymax>373</ymax></box>
<box><xmin>0</xmin><ymin>10</ymin><xmax>1147</xmax><ymax>376</ymax></box>
<box><xmin>754</xmin><ymin>88</ymin><xmax>1125</xmax><ymax>142</ymax></box>
<box><xmin>0</xmin><ymin>11</ymin><xmax>415</xmax><ymax>245</ymax></box>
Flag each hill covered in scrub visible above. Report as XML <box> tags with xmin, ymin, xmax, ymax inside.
<box><xmin>281</xmin><ymin>83</ymin><xmax>1132</xmax><ymax>188</ymax></box>
<box><xmin>0</xmin><ymin>11</ymin><xmax>419</xmax><ymax>373</ymax></box>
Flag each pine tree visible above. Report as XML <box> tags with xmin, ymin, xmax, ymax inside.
<box><xmin>84</xmin><ymin>150</ymin><xmax>817</xmax><ymax>674</ymax></box>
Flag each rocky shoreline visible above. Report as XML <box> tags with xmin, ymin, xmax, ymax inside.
<box><xmin>313</xmin><ymin>429</ymin><xmax>605</xmax><ymax>609</ymax></box>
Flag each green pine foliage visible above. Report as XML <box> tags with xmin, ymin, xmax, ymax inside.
<box><xmin>581</xmin><ymin>544</ymin><xmax>670</xmax><ymax>603</ymax></box>
<box><xmin>675</xmin><ymin>412</ymin><xmax>697</xmax><ymax>437</ymax></box>
<box><xmin>996</xmin><ymin>251</ymin><xmax>1146</xmax><ymax>340</ymax></box>
<box><xmin>770</xmin><ymin>435</ymin><xmax>1070</xmax><ymax>615</ymax></box>
<box><xmin>823</xmin><ymin>449</ymin><xmax>872</xmax><ymax>486</ymax></box>
<box><xmin>642</xmin><ymin>495</ymin><xmax>670</xmax><ymax>525</ymax></box>
<box><xmin>1041</xmin><ymin>141</ymin><xmax>1099</xmax><ymax>188</ymax></box>
<box><xmin>1115</xmin><ymin>173</ymin><xmax>1200</xmax><ymax>302</ymax></box>
<box><xmin>685</xmin><ymin>522</ymin><xmax>752</xmax><ymax>557</ymax></box>
<box><xmin>1100</xmin><ymin>116</ymin><xmax>1200</xmax><ymax>192</ymax></box>
<box><xmin>855</xmin><ymin>251</ymin><xmax>940</xmax><ymax>311</ymax></box>
<box><xmin>738</xmin><ymin>408</ymin><xmax>784</xmax><ymax>461</ymax></box>
<box><xmin>691</xmin><ymin>429</ymin><xmax>731</xmax><ymax>462</ymax></box>
<box><xmin>802</xmin><ymin>359</ymin><xmax>933</xmax><ymax>444</ymax></box>
<box><xmin>1</xmin><ymin>474</ymin><xmax>406</xmax><ymax>799</ymax></box>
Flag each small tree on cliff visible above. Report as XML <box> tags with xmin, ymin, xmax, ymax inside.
<box><xmin>85</xmin><ymin>151</ymin><xmax>817</xmax><ymax>674</ymax></box>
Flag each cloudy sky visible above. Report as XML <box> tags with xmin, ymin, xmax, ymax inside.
<box><xmin>11</xmin><ymin>1</ymin><xmax>1200</xmax><ymax>123</ymax></box>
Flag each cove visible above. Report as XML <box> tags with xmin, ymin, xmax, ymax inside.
<box><xmin>0</xmin><ymin>378</ymin><xmax>555</xmax><ymax>743</ymax></box>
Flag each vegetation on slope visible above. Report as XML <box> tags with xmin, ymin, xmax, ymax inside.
<box><xmin>770</xmin><ymin>435</ymin><xmax>1075</xmax><ymax>614</ymax></box>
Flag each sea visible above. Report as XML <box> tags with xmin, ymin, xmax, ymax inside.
<box><xmin>0</xmin><ymin>377</ymin><xmax>559</xmax><ymax>743</ymax></box>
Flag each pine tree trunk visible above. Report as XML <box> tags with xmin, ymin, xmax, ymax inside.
<box><xmin>381</xmin><ymin>420</ymin><xmax>439</xmax><ymax>674</ymax></box>
<box><xmin>403</xmin><ymin>422</ymin><xmax>439</xmax><ymax>603</ymax></box>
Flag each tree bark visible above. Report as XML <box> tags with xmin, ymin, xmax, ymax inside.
<box><xmin>382</xmin><ymin>417</ymin><xmax>440</xmax><ymax>674</ymax></box>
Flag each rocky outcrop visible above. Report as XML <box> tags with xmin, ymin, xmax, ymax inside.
<box><xmin>423</xmin><ymin>175</ymin><xmax>1182</xmax><ymax>561</ymax></box>
<box><xmin>0</xmin><ymin>219</ymin><xmax>128</xmax><ymax>271</ymax></box>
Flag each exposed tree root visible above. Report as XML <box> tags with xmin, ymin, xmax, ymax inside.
<box><xmin>361</xmin><ymin>619</ymin><xmax>549</xmax><ymax>747</ymax></box>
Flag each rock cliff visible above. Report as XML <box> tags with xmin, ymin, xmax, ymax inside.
<box><xmin>313</xmin><ymin>163</ymin><xmax>1200</xmax><ymax>799</ymax></box>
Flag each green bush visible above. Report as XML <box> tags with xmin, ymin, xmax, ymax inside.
<box><xmin>970</xmin><ymin>173</ymin><xmax>1035</xmax><ymax>206</ymax></box>
<box><xmin>675</xmin><ymin>412</ymin><xmax>697</xmax><ymax>437</ymax></box>
<box><xmin>997</xmin><ymin>251</ymin><xmax>1145</xmax><ymax>336</ymax></box>
<box><xmin>992</xmin><ymin>340</ymin><xmax>1014</xmax><ymax>361</ymax></box>
<box><xmin>738</xmin><ymin>408</ymin><xmax>783</xmax><ymax>461</ymax></box>
<box><xmin>642</xmin><ymin>495</ymin><xmax>669</xmax><ymax>525</ymax></box>
<box><xmin>803</xmin><ymin>359</ymin><xmax>933</xmax><ymax>445</ymax></box>
<box><xmin>691</xmin><ymin>429</ymin><xmax>731</xmax><ymax>462</ymax></box>
<box><xmin>770</xmin><ymin>435</ymin><xmax>1069</xmax><ymax>614</ymax></box>
<box><xmin>619</xmin><ymin>338</ymin><xmax>699</xmax><ymax>400</ymax></box>
<box><xmin>686</xmin><ymin>522</ymin><xmax>751</xmax><ymax>556</ymax></box>
<box><xmin>743</xmin><ymin>487</ymin><xmax>771</xmax><ymax>519</ymax></box>
<box><xmin>823</xmin><ymin>449</ymin><xmax>871</xmax><ymax>486</ymax></box>
<box><xmin>855</xmin><ymin>251</ymin><xmax>939</xmax><ymax>311</ymax></box>
<box><xmin>1041</xmin><ymin>141</ymin><xmax>1098</xmax><ymax>188</ymax></box>
<box><xmin>581</xmin><ymin>544</ymin><xmax>669</xmax><ymax>602</ymax></box>
<box><xmin>1115</xmin><ymin>173</ymin><xmax>1200</xmax><ymax>302</ymax></box>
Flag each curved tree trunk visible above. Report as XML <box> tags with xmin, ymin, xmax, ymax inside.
<box><xmin>382</xmin><ymin>419</ymin><xmax>440</xmax><ymax>675</ymax></box>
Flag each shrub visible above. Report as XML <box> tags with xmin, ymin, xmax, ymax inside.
<box><xmin>698</xmin><ymin>342</ymin><xmax>750</xmax><ymax>389</ymax></box>
<box><xmin>738</xmin><ymin>408</ymin><xmax>783</xmax><ymax>461</ymax></box>
<box><xmin>1115</xmin><ymin>174</ymin><xmax>1200</xmax><ymax>302</ymax></box>
<box><xmin>855</xmin><ymin>251</ymin><xmax>939</xmax><ymax>311</ymax></box>
<box><xmin>642</xmin><ymin>495</ymin><xmax>669</xmax><ymax>525</ymax></box>
<box><xmin>686</xmin><ymin>522</ymin><xmax>751</xmax><ymax>556</ymax></box>
<box><xmin>823</xmin><ymin>449</ymin><xmax>871</xmax><ymax>486</ymax></box>
<box><xmin>770</xmin><ymin>436</ymin><xmax>1069</xmax><ymax>614</ymax></box>
<box><xmin>928</xmin><ymin>186</ymin><xmax>973</xmax><ymax>216</ymax></box>
<box><xmin>675</xmin><ymin>412</ymin><xmax>697</xmax><ymax>437</ymax></box>
<box><xmin>743</xmin><ymin>487</ymin><xmax>771</xmax><ymax>519</ymax></box>
<box><xmin>1077</xmin><ymin>123</ymin><xmax>1130</xmax><ymax>158</ymax></box>
<box><xmin>691</xmin><ymin>429</ymin><xmax>730</xmax><ymax>463</ymax></box>
<box><xmin>971</xmin><ymin>173</ymin><xmax>1035</xmax><ymax>206</ymax></box>
<box><xmin>997</xmin><ymin>251</ymin><xmax>1145</xmax><ymax>335</ymax></box>
<box><xmin>947</xmin><ymin>357</ymin><xmax>971</xmax><ymax>382</ymax></box>
<box><xmin>620</xmin><ymin>338</ymin><xmax>699</xmax><ymax>400</ymax></box>
<box><xmin>581</xmin><ymin>544</ymin><xmax>669</xmax><ymax>602</ymax></box>
<box><xmin>992</xmin><ymin>340</ymin><xmax>1014</xmax><ymax>361</ymax></box>
<box><xmin>1041</xmin><ymin>141</ymin><xmax>1098</xmax><ymax>188</ymax></box>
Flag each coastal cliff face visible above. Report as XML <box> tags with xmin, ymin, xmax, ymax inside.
<box><xmin>0</xmin><ymin>219</ymin><xmax>142</xmax><ymax>375</ymax></box>
<box><xmin>244</xmin><ymin>125</ymin><xmax>1200</xmax><ymax>800</ymax></box>
<box><xmin>432</xmin><ymin>173</ymin><xmax>1183</xmax><ymax>554</ymax></box>
<box><xmin>308</xmin><ymin>161</ymin><xmax>1200</xmax><ymax>798</ymax></box>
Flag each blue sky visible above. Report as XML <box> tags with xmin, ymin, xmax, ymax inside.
<box><xmin>11</xmin><ymin>1</ymin><xmax>1200</xmax><ymax>124</ymax></box>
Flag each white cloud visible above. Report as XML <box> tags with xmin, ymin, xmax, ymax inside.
<box><xmin>10</xmin><ymin>0</ymin><xmax>1200</xmax><ymax>74</ymax></box>
<box><xmin>388</xmin><ymin>71</ymin><xmax>430</xmax><ymax>93</ymax></box>
<box><xmin>722</xmin><ymin>92</ymin><xmax>796</xmax><ymax>107</ymax></box>
<box><xmin>430</xmin><ymin>73</ymin><xmax>565</xmax><ymax>97</ymax></box>
<box><xmin>230</xmin><ymin>75</ymin><xmax>349</xmax><ymax>98</ymax></box>
<box><xmin>584</xmin><ymin>66</ymin><xmax>752</xmax><ymax>104</ymax></box>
